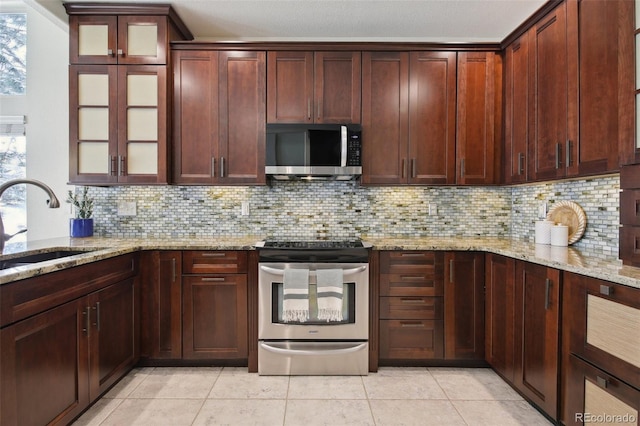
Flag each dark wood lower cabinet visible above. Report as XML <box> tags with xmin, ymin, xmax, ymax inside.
<box><xmin>379</xmin><ymin>319</ymin><xmax>444</xmax><ymax>360</ymax></box>
<box><xmin>484</xmin><ymin>254</ymin><xmax>516</xmax><ymax>382</ymax></box>
<box><xmin>0</xmin><ymin>276</ymin><xmax>138</xmax><ymax>426</ymax></box>
<box><xmin>564</xmin><ymin>355</ymin><xmax>640</xmax><ymax>426</ymax></box>
<box><xmin>514</xmin><ymin>261</ymin><xmax>561</xmax><ymax>419</ymax></box>
<box><xmin>444</xmin><ymin>252</ymin><xmax>485</xmax><ymax>360</ymax></box>
<box><xmin>0</xmin><ymin>299</ymin><xmax>89</xmax><ymax>426</ymax></box>
<box><xmin>182</xmin><ymin>274</ymin><xmax>248</xmax><ymax>359</ymax></box>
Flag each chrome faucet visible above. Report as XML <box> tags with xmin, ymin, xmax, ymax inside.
<box><xmin>0</xmin><ymin>179</ymin><xmax>60</xmax><ymax>252</ymax></box>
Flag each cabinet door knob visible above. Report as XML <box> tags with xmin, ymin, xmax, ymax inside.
<box><xmin>117</xmin><ymin>49</ymin><xmax>124</xmax><ymax>57</ymax></box>
<box><xmin>107</xmin><ymin>48</ymin><xmax>114</xmax><ymax>57</ymax></box>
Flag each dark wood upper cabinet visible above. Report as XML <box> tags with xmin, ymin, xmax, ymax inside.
<box><xmin>172</xmin><ymin>49</ymin><xmax>266</xmax><ymax>185</ymax></box>
<box><xmin>505</xmin><ymin>0</ymin><xmax>633</xmax><ymax>183</ymax></box>
<box><xmin>409</xmin><ymin>51</ymin><xmax>457</xmax><ymax>185</ymax></box>
<box><xmin>267</xmin><ymin>51</ymin><xmax>361</xmax><ymax>123</ymax></box>
<box><xmin>456</xmin><ymin>52</ymin><xmax>499</xmax><ymax>184</ymax></box>
<box><xmin>361</xmin><ymin>52</ymin><xmax>409</xmax><ymax>184</ymax></box>
<box><xmin>504</xmin><ymin>34</ymin><xmax>530</xmax><ymax>183</ymax></box>
<box><xmin>362</xmin><ymin>51</ymin><xmax>457</xmax><ymax>185</ymax></box>
<box><xmin>528</xmin><ymin>1</ymin><xmax>574</xmax><ymax>181</ymax></box>
<box><xmin>572</xmin><ymin>0</ymin><xmax>634</xmax><ymax>173</ymax></box>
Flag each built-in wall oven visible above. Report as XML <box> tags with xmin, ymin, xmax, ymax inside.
<box><xmin>256</xmin><ymin>240</ymin><xmax>370</xmax><ymax>375</ymax></box>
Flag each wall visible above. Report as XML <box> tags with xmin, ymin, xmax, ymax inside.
<box><xmin>24</xmin><ymin>2</ymin><xmax>70</xmax><ymax>240</ymax></box>
<box><xmin>85</xmin><ymin>174</ymin><xmax>619</xmax><ymax>252</ymax></box>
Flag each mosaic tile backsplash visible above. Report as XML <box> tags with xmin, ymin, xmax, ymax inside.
<box><xmin>83</xmin><ymin>174</ymin><xmax>619</xmax><ymax>252</ymax></box>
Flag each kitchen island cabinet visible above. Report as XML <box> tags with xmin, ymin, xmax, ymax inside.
<box><xmin>0</xmin><ymin>254</ymin><xmax>139</xmax><ymax>426</ymax></box>
<box><xmin>267</xmin><ymin>51</ymin><xmax>361</xmax><ymax>124</ymax></box>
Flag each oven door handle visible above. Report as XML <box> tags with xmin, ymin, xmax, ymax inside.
<box><xmin>259</xmin><ymin>265</ymin><xmax>367</xmax><ymax>276</ymax></box>
<box><xmin>259</xmin><ymin>341</ymin><xmax>367</xmax><ymax>356</ymax></box>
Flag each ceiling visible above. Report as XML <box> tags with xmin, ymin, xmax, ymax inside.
<box><xmin>31</xmin><ymin>0</ymin><xmax>547</xmax><ymax>43</ymax></box>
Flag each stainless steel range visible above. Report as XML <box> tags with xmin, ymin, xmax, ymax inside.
<box><xmin>256</xmin><ymin>240</ymin><xmax>371</xmax><ymax>375</ymax></box>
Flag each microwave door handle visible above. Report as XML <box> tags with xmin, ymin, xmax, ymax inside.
<box><xmin>259</xmin><ymin>265</ymin><xmax>367</xmax><ymax>276</ymax></box>
<box><xmin>341</xmin><ymin>126</ymin><xmax>347</xmax><ymax>167</ymax></box>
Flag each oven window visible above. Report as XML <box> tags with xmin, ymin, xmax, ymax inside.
<box><xmin>271</xmin><ymin>282</ymin><xmax>356</xmax><ymax>325</ymax></box>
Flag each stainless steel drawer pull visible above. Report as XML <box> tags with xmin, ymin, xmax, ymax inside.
<box><xmin>93</xmin><ymin>302</ymin><xmax>101</xmax><ymax>331</ymax></box>
<box><xmin>555</xmin><ymin>143</ymin><xmax>562</xmax><ymax>169</ymax></box>
<box><xmin>599</xmin><ymin>285</ymin><xmax>613</xmax><ymax>296</ymax></box>
<box><xmin>171</xmin><ymin>258</ymin><xmax>176</xmax><ymax>283</ymax></box>
<box><xmin>201</xmin><ymin>277</ymin><xmax>225</xmax><ymax>282</ymax></box>
<box><xmin>518</xmin><ymin>152</ymin><xmax>525</xmax><ymax>175</ymax></box>
<box><xmin>596</xmin><ymin>376</ymin><xmax>608</xmax><ymax>389</ymax></box>
<box><xmin>449</xmin><ymin>259</ymin><xmax>454</xmax><ymax>283</ymax></box>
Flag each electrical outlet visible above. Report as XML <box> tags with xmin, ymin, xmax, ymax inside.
<box><xmin>117</xmin><ymin>201</ymin><xmax>137</xmax><ymax>216</ymax></box>
<box><xmin>429</xmin><ymin>203</ymin><xmax>438</xmax><ymax>216</ymax></box>
<box><xmin>241</xmin><ymin>201</ymin><xmax>250</xmax><ymax>216</ymax></box>
<box><xmin>538</xmin><ymin>202</ymin><xmax>547</xmax><ymax>218</ymax></box>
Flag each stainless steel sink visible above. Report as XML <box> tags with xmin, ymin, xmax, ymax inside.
<box><xmin>0</xmin><ymin>249</ymin><xmax>90</xmax><ymax>270</ymax></box>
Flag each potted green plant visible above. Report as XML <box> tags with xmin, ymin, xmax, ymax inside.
<box><xmin>66</xmin><ymin>186</ymin><xmax>94</xmax><ymax>237</ymax></box>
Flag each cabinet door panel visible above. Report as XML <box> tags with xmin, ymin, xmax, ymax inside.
<box><xmin>69</xmin><ymin>65</ymin><xmax>119</xmax><ymax>184</ymax></box>
<box><xmin>218</xmin><ymin>51</ymin><xmax>266</xmax><ymax>184</ymax></box>
<box><xmin>183</xmin><ymin>275</ymin><xmax>248</xmax><ymax>359</ymax></box>
<box><xmin>315</xmin><ymin>51</ymin><xmax>361</xmax><ymax>123</ymax></box>
<box><xmin>69</xmin><ymin>15</ymin><xmax>118</xmax><ymax>64</ymax></box>
<box><xmin>361</xmin><ymin>52</ymin><xmax>409</xmax><ymax>184</ymax></box>
<box><xmin>485</xmin><ymin>254</ymin><xmax>515</xmax><ymax>382</ymax></box>
<box><xmin>267</xmin><ymin>51</ymin><xmax>313</xmax><ymax>123</ymax></box>
<box><xmin>117</xmin><ymin>16</ymin><xmax>167</xmax><ymax>65</ymax></box>
<box><xmin>172</xmin><ymin>50</ymin><xmax>219</xmax><ymax>184</ymax></box>
<box><xmin>0</xmin><ymin>299</ymin><xmax>89</xmax><ymax>426</ymax></box>
<box><xmin>89</xmin><ymin>278</ymin><xmax>138</xmax><ymax>400</ymax></box>
<box><xmin>504</xmin><ymin>34</ymin><xmax>530</xmax><ymax>183</ymax></box>
<box><xmin>117</xmin><ymin>65</ymin><xmax>167</xmax><ymax>183</ymax></box>
<box><xmin>444</xmin><ymin>252</ymin><xmax>484</xmax><ymax>360</ymax></box>
<box><xmin>529</xmin><ymin>3</ymin><xmax>569</xmax><ymax>180</ymax></box>
<box><xmin>456</xmin><ymin>52</ymin><xmax>496</xmax><ymax>184</ymax></box>
<box><xmin>409</xmin><ymin>51</ymin><xmax>456</xmax><ymax>184</ymax></box>
<box><xmin>514</xmin><ymin>261</ymin><xmax>560</xmax><ymax>418</ymax></box>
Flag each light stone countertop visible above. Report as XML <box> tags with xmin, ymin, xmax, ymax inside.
<box><xmin>1</xmin><ymin>236</ymin><xmax>639</xmax><ymax>290</ymax></box>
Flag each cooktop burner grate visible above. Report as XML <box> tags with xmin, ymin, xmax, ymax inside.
<box><xmin>261</xmin><ymin>240</ymin><xmax>365</xmax><ymax>249</ymax></box>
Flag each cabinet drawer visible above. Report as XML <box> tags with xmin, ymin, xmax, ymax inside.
<box><xmin>564</xmin><ymin>355</ymin><xmax>639</xmax><ymax>426</ymax></box>
<box><xmin>379</xmin><ymin>296</ymin><xmax>443</xmax><ymax>320</ymax></box>
<box><xmin>182</xmin><ymin>251</ymin><xmax>247</xmax><ymax>274</ymax></box>
<box><xmin>380</xmin><ymin>273</ymin><xmax>444</xmax><ymax>297</ymax></box>
<box><xmin>566</xmin><ymin>272</ymin><xmax>640</xmax><ymax>390</ymax></box>
<box><xmin>379</xmin><ymin>319</ymin><xmax>443</xmax><ymax>360</ymax></box>
<box><xmin>380</xmin><ymin>251</ymin><xmax>444</xmax><ymax>272</ymax></box>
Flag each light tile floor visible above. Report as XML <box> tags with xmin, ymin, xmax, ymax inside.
<box><xmin>72</xmin><ymin>367</ymin><xmax>552</xmax><ymax>425</ymax></box>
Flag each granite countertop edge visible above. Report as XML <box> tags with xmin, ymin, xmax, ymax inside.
<box><xmin>1</xmin><ymin>236</ymin><xmax>638</xmax><ymax>289</ymax></box>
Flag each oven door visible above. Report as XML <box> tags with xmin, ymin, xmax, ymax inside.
<box><xmin>258</xmin><ymin>262</ymin><xmax>369</xmax><ymax>340</ymax></box>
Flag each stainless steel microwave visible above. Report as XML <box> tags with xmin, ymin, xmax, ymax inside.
<box><xmin>265</xmin><ymin>123</ymin><xmax>362</xmax><ymax>180</ymax></box>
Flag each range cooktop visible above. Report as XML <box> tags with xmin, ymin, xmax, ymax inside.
<box><xmin>259</xmin><ymin>240</ymin><xmax>367</xmax><ymax>249</ymax></box>
<box><xmin>256</xmin><ymin>239</ymin><xmax>371</xmax><ymax>263</ymax></box>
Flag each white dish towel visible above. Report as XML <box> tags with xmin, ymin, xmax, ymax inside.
<box><xmin>282</xmin><ymin>268</ymin><xmax>309</xmax><ymax>323</ymax></box>
<box><xmin>316</xmin><ymin>269</ymin><xmax>344</xmax><ymax>322</ymax></box>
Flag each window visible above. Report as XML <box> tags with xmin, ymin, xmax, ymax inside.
<box><xmin>0</xmin><ymin>12</ymin><xmax>27</xmax><ymax>243</ymax></box>
<box><xmin>0</xmin><ymin>13</ymin><xmax>26</xmax><ymax>95</ymax></box>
